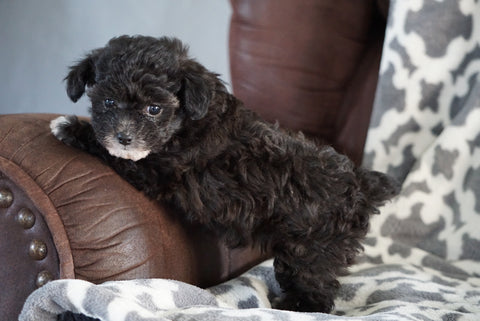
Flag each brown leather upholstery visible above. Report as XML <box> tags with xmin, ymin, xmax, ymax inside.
<box><xmin>0</xmin><ymin>170</ymin><xmax>63</xmax><ymax>321</ymax></box>
<box><xmin>229</xmin><ymin>0</ymin><xmax>388</xmax><ymax>165</ymax></box>
<box><xmin>0</xmin><ymin>114</ymin><xmax>264</xmax><ymax>320</ymax></box>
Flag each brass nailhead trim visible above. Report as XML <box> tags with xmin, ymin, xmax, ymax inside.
<box><xmin>15</xmin><ymin>208</ymin><xmax>35</xmax><ymax>230</ymax></box>
<box><xmin>16</xmin><ymin>208</ymin><xmax>36</xmax><ymax>229</ymax></box>
<box><xmin>0</xmin><ymin>188</ymin><xmax>13</xmax><ymax>208</ymax></box>
<box><xmin>29</xmin><ymin>239</ymin><xmax>48</xmax><ymax>260</ymax></box>
<box><xmin>36</xmin><ymin>270</ymin><xmax>54</xmax><ymax>288</ymax></box>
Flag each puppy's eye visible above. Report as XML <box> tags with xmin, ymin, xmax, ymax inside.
<box><xmin>104</xmin><ymin>98</ymin><xmax>115</xmax><ymax>108</ymax></box>
<box><xmin>146</xmin><ymin>105</ymin><xmax>162</xmax><ymax>116</ymax></box>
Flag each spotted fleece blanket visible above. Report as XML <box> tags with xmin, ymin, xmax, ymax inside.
<box><xmin>19</xmin><ymin>1</ymin><xmax>480</xmax><ymax>320</ymax></box>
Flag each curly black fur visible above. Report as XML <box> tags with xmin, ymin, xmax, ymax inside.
<box><xmin>52</xmin><ymin>35</ymin><xmax>399</xmax><ymax>313</ymax></box>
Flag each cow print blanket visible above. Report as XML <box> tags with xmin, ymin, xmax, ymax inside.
<box><xmin>19</xmin><ymin>1</ymin><xmax>480</xmax><ymax>320</ymax></box>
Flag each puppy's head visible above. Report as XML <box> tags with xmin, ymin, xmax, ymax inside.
<box><xmin>66</xmin><ymin>35</ymin><xmax>219</xmax><ymax>161</ymax></box>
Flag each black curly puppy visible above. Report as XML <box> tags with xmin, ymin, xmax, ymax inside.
<box><xmin>51</xmin><ymin>35</ymin><xmax>399</xmax><ymax>313</ymax></box>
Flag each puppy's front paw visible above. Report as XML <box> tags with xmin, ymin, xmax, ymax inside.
<box><xmin>50</xmin><ymin>115</ymin><xmax>79</xmax><ymax>141</ymax></box>
<box><xmin>49</xmin><ymin>115</ymin><xmax>92</xmax><ymax>151</ymax></box>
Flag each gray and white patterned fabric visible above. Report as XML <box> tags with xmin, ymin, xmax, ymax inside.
<box><xmin>363</xmin><ymin>0</ymin><xmax>480</xmax><ymax>263</ymax></box>
<box><xmin>19</xmin><ymin>1</ymin><xmax>480</xmax><ymax>320</ymax></box>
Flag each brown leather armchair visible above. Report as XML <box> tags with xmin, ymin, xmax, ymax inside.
<box><xmin>0</xmin><ymin>1</ymin><xmax>388</xmax><ymax>319</ymax></box>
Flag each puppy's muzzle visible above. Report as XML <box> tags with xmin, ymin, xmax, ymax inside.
<box><xmin>117</xmin><ymin>132</ymin><xmax>132</xmax><ymax>146</ymax></box>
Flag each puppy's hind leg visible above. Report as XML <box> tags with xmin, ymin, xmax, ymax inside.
<box><xmin>272</xmin><ymin>237</ymin><xmax>341</xmax><ymax>313</ymax></box>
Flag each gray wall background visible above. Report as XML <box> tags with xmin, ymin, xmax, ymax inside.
<box><xmin>0</xmin><ymin>0</ymin><xmax>231</xmax><ymax>116</ymax></box>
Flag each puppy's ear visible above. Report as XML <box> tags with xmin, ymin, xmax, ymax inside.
<box><xmin>180</xmin><ymin>60</ymin><xmax>214</xmax><ymax>120</ymax></box>
<box><xmin>65</xmin><ymin>53</ymin><xmax>98</xmax><ymax>102</ymax></box>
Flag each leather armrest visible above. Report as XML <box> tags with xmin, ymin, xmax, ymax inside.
<box><xmin>0</xmin><ymin>113</ymin><xmax>265</xmax><ymax>319</ymax></box>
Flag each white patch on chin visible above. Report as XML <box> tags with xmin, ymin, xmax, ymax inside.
<box><xmin>104</xmin><ymin>138</ymin><xmax>150</xmax><ymax>161</ymax></box>
<box><xmin>107</xmin><ymin>147</ymin><xmax>151</xmax><ymax>161</ymax></box>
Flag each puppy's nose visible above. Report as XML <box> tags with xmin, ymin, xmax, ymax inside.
<box><xmin>117</xmin><ymin>132</ymin><xmax>132</xmax><ymax>146</ymax></box>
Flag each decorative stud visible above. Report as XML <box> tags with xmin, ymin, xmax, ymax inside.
<box><xmin>0</xmin><ymin>188</ymin><xmax>13</xmax><ymax>208</ymax></box>
<box><xmin>36</xmin><ymin>270</ymin><xmax>54</xmax><ymax>288</ymax></box>
<box><xmin>29</xmin><ymin>240</ymin><xmax>47</xmax><ymax>260</ymax></box>
<box><xmin>16</xmin><ymin>208</ymin><xmax>36</xmax><ymax>229</ymax></box>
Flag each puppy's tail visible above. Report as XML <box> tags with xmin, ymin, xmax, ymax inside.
<box><xmin>355</xmin><ymin>167</ymin><xmax>400</xmax><ymax>208</ymax></box>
